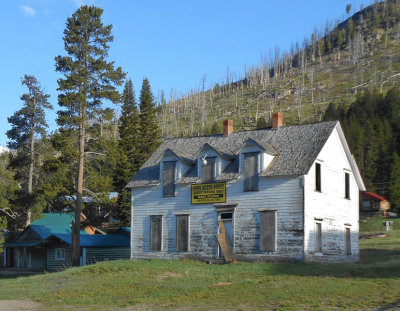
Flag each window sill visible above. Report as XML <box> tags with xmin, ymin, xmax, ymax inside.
<box><xmin>314</xmin><ymin>190</ymin><xmax>322</xmax><ymax>193</ymax></box>
<box><xmin>244</xmin><ymin>189</ymin><xmax>259</xmax><ymax>192</ymax></box>
<box><xmin>314</xmin><ymin>252</ymin><xmax>323</xmax><ymax>256</ymax></box>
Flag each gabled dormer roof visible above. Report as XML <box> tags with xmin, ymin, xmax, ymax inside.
<box><xmin>156</xmin><ymin>148</ymin><xmax>195</xmax><ymax>164</ymax></box>
<box><xmin>194</xmin><ymin>142</ymin><xmax>235</xmax><ymax>160</ymax></box>
<box><xmin>126</xmin><ymin>121</ymin><xmax>340</xmax><ymax>188</ymax></box>
<box><xmin>235</xmin><ymin>138</ymin><xmax>279</xmax><ymax>156</ymax></box>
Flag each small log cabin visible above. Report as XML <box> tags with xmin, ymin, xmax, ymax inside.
<box><xmin>3</xmin><ymin>214</ymin><xmax>130</xmax><ymax>270</ymax></box>
<box><xmin>127</xmin><ymin>114</ymin><xmax>365</xmax><ymax>263</ymax></box>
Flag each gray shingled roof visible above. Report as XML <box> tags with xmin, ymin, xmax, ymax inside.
<box><xmin>126</xmin><ymin>121</ymin><xmax>338</xmax><ymax>188</ymax></box>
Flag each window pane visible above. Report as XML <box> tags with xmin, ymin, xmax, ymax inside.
<box><xmin>315</xmin><ymin>163</ymin><xmax>321</xmax><ymax>192</ymax></box>
<box><xmin>150</xmin><ymin>216</ymin><xmax>162</xmax><ymax>251</ymax></box>
<box><xmin>345</xmin><ymin>173</ymin><xmax>350</xmax><ymax>199</ymax></box>
<box><xmin>244</xmin><ymin>153</ymin><xmax>258</xmax><ymax>191</ymax></box>
<box><xmin>176</xmin><ymin>215</ymin><xmax>188</xmax><ymax>252</ymax></box>
<box><xmin>345</xmin><ymin>228</ymin><xmax>351</xmax><ymax>255</ymax></box>
<box><xmin>163</xmin><ymin>162</ymin><xmax>175</xmax><ymax>196</ymax></box>
<box><xmin>315</xmin><ymin>223</ymin><xmax>322</xmax><ymax>252</ymax></box>
<box><xmin>260</xmin><ymin>212</ymin><xmax>276</xmax><ymax>252</ymax></box>
<box><xmin>202</xmin><ymin>158</ymin><xmax>215</xmax><ymax>183</ymax></box>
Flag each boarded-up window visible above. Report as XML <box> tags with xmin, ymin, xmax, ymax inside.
<box><xmin>244</xmin><ymin>153</ymin><xmax>258</xmax><ymax>191</ymax></box>
<box><xmin>176</xmin><ymin>215</ymin><xmax>189</xmax><ymax>252</ymax></box>
<box><xmin>260</xmin><ymin>211</ymin><xmax>276</xmax><ymax>252</ymax></box>
<box><xmin>315</xmin><ymin>223</ymin><xmax>322</xmax><ymax>253</ymax></box>
<box><xmin>345</xmin><ymin>228</ymin><xmax>351</xmax><ymax>255</ymax></box>
<box><xmin>315</xmin><ymin>163</ymin><xmax>321</xmax><ymax>192</ymax></box>
<box><xmin>163</xmin><ymin>161</ymin><xmax>175</xmax><ymax>196</ymax></box>
<box><xmin>345</xmin><ymin>173</ymin><xmax>350</xmax><ymax>199</ymax></box>
<box><xmin>202</xmin><ymin>157</ymin><xmax>215</xmax><ymax>183</ymax></box>
<box><xmin>150</xmin><ymin>216</ymin><xmax>162</xmax><ymax>251</ymax></box>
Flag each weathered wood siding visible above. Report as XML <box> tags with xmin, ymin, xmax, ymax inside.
<box><xmin>131</xmin><ymin>174</ymin><xmax>304</xmax><ymax>261</ymax></box>
<box><xmin>86</xmin><ymin>247</ymin><xmax>130</xmax><ymax>264</ymax></box>
<box><xmin>30</xmin><ymin>247</ymin><xmax>47</xmax><ymax>270</ymax></box>
<box><xmin>47</xmin><ymin>245</ymin><xmax>72</xmax><ymax>271</ymax></box>
<box><xmin>303</xmin><ymin>127</ymin><xmax>359</xmax><ymax>263</ymax></box>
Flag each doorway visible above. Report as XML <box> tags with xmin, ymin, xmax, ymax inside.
<box><xmin>217</xmin><ymin>211</ymin><xmax>234</xmax><ymax>258</ymax></box>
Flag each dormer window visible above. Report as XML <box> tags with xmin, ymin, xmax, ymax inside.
<box><xmin>244</xmin><ymin>152</ymin><xmax>259</xmax><ymax>191</ymax></box>
<box><xmin>202</xmin><ymin>157</ymin><xmax>215</xmax><ymax>183</ymax></box>
<box><xmin>163</xmin><ymin>161</ymin><xmax>176</xmax><ymax>196</ymax></box>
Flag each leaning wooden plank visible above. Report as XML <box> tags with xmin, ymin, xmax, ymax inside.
<box><xmin>216</xmin><ymin>220</ymin><xmax>236</xmax><ymax>263</ymax></box>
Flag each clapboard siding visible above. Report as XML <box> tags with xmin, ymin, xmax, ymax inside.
<box><xmin>47</xmin><ymin>245</ymin><xmax>72</xmax><ymax>271</ymax></box>
<box><xmin>86</xmin><ymin>248</ymin><xmax>130</xmax><ymax>264</ymax></box>
<box><xmin>303</xmin><ymin>127</ymin><xmax>359</xmax><ymax>262</ymax></box>
<box><xmin>131</xmin><ymin>175</ymin><xmax>304</xmax><ymax>261</ymax></box>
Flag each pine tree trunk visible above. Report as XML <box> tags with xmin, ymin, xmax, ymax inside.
<box><xmin>72</xmin><ymin>107</ymin><xmax>85</xmax><ymax>267</ymax></box>
<box><xmin>27</xmin><ymin>98</ymin><xmax>36</xmax><ymax>226</ymax></box>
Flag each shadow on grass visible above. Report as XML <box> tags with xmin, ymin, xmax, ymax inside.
<box><xmin>264</xmin><ymin>249</ymin><xmax>400</xmax><ymax>279</ymax></box>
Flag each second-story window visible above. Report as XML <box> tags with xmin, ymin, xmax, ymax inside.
<box><xmin>244</xmin><ymin>152</ymin><xmax>259</xmax><ymax>191</ymax></box>
<box><xmin>315</xmin><ymin>163</ymin><xmax>321</xmax><ymax>192</ymax></box>
<box><xmin>345</xmin><ymin>172</ymin><xmax>350</xmax><ymax>199</ymax></box>
<box><xmin>202</xmin><ymin>157</ymin><xmax>215</xmax><ymax>183</ymax></box>
<box><xmin>163</xmin><ymin>161</ymin><xmax>175</xmax><ymax>197</ymax></box>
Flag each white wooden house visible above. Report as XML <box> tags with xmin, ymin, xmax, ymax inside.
<box><xmin>127</xmin><ymin>114</ymin><xmax>365</xmax><ymax>262</ymax></box>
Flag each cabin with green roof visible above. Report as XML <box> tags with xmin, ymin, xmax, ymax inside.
<box><xmin>3</xmin><ymin>213</ymin><xmax>130</xmax><ymax>270</ymax></box>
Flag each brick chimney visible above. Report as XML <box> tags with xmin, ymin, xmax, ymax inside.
<box><xmin>223</xmin><ymin>119</ymin><xmax>233</xmax><ymax>135</ymax></box>
<box><xmin>272</xmin><ymin>112</ymin><xmax>283</xmax><ymax>128</ymax></box>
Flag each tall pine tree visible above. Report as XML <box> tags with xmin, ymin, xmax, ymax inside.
<box><xmin>6</xmin><ymin>75</ymin><xmax>52</xmax><ymax>225</ymax></box>
<box><xmin>55</xmin><ymin>5</ymin><xmax>125</xmax><ymax>266</ymax></box>
<box><xmin>138</xmin><ymin>78</ymin><xmax>161</xmax><ymax>165</ymax></box>
<box><xmin>114</xmin><ymin>79</ymin><xmax>141</xmax><ymax>224</ymax></box>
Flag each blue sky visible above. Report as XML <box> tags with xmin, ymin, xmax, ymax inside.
<box><xmin>0</xmin><ymin>0</ymin><xmax>373</xmax><ymax>147</ymax></box>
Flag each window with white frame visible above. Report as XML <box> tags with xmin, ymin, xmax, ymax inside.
<box><xmin>55</xmin><ymin>248</ymin><xmax>65</xmax><ymax>260</ymax></box>
<box><xmin>345</xmin><ymin>172</ymin><xmax>350</xmax><ymax>199</ymax></box>
<box><xmin>315</xmin><ymin>223</ymin><xmax>322</xmax><ymax>253</ymax></box>
<box><xmin>260</xmin><ymin>211</ymin><xmax>277</xmax><ymax>252</ymax></box>
<box><xmin>315</xmin><ymin>163</ymin><xmax>321</xmax><ymax>192</ymax></box>
<box><xmin>150</xmin><ymin>215</ymin><xmax>162</xmax><ymax>251</ymax></box>
<box><xmin>202</xmin><ymin>157</ymin><xmax>215</xmax><ymax>183</ymax></box>
<box><xmin>163</xmin><ymin>161</ymin><xmax>176</xmax><ymax>197</ymax></box>
<box><xmin>176</xmin><ymin>215</ymin><xmax>189</xmax><ymax>252</ymax></box>
<box><xmin>244</xmin><ymin>152</ymin><xmax>259</xmax><ymax>191</ymax></box>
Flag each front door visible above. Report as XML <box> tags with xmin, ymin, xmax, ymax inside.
<box><xmin>218</xmin><ymin>212</ymin><xmax>233</xmax><ymax>258</ymax></box>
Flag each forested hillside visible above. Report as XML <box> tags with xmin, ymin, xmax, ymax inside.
<box><xmin>159</xmin><ymin>0</ymin><xmax>400</xmax><ymax>136</ymax></box>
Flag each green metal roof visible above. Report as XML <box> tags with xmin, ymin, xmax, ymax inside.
<box><xmin>31</xmin><ymin>213</ymin><xmax>75</xmax><ymax>226</ymax></box>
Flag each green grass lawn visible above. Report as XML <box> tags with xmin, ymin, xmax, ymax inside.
<box><xmin>1</xmin><ymin>214</ymin><xmax>399</xmax><ymax>310</ymax></box>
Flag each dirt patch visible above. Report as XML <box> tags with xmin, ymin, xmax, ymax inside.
<box><xmin>156</xmin><ymin>272</ymin><xmax>183</xmax><ymax>281</ymax></box>
<box><xmin>0</xmin><ymin>300</ymin><xmax>42</xmax><ymax>311</ymax></box>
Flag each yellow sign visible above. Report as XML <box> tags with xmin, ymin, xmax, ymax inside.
<box><xmin>191</xmin><ymin>182</ymin><xmax>226</xmax><ymax>204</ymax></box>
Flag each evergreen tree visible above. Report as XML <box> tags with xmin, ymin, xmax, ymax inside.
<box><xmin>0</xmin><ymin>152</ymin><xmax>18</xmax><ymax>230</ymax></box>
<box><xmin>211</xmin><ymin>121</ymin><xmax>222</xmax><ymax>134</ymax></box>
<box><xmin>138</xmin><ymin>78</ymin><xmax>161</xmax><ymax>166</ymax></box>
<box><xmin>6</xmin><ymin>75</ymin><xmax>52</xmax><ymax>225</ymax></box>
<box><xmin>389</xmin><ymin>152</ymin><xmax>400</xmax><ymax>212</ymax></box>
<box><xmin>114</xmin><ymin>79</ymin><xmax>141</xmax><ymax>224</ymax></box>
<box><xmin>256</xmin><ymin>116</ymin><xmax>267</xmax><ymax>129</ymax></box>
<box><xmin>55</xmin><ymin>5</ymin><xmax>125</xmax><ymax>266</ymax></box>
